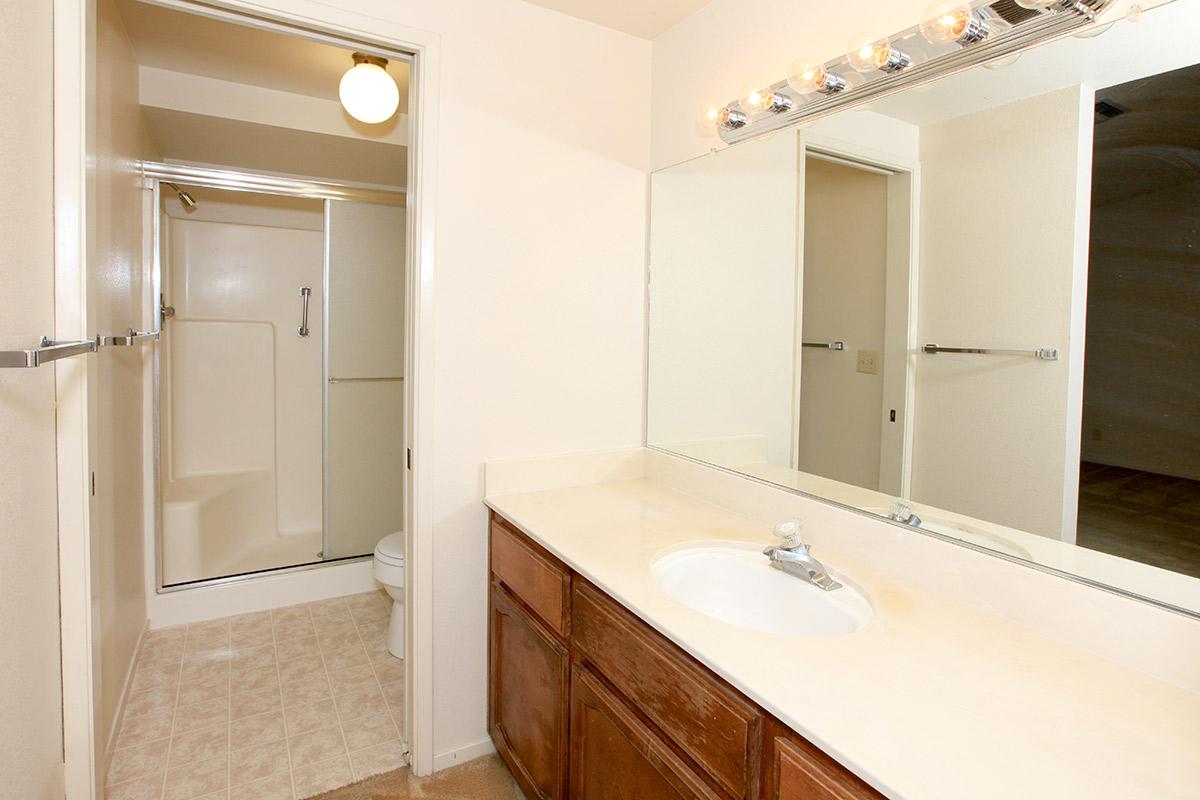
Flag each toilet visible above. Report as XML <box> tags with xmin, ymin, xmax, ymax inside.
<box><xmin>373</xmin><ymin>533</ymin><xmax>406</xmax><ymax>658</ymax></box>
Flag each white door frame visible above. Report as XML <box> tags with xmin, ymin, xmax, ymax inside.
<box><xmin>52</xmin><ymin>0</ymin><xmax>442</xmax><ymax>789</ymax></box>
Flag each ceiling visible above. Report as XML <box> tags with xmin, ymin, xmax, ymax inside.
<box><xmin>115</xmin><ymin>0</ymin><xmax>409</xmax><ymax>104</ymax></box>
<box><xmin>520</xmin><ymin>0</ymin><xmax>711</xmax><ymax>39</ymax></box>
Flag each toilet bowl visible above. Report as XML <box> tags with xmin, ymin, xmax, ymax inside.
<box><xmin>373</xmin><ymin>533</ymin><xmax>406</xmax><ymax>658</ymax></box>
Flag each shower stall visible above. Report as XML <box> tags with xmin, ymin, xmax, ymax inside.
<box><xmin>148</xmin><ymin>163</ymin><xmax>407</xmax><ymax>587</ymax></box>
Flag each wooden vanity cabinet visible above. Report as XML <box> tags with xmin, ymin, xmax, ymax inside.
<box><xmin>487</xmin><ymin>511</ymin><xmax>883</xmax><ymax>800</ymax></box>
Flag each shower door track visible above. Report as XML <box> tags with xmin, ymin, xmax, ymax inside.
<box><xmin>142</xmin><ymin>161</ymin><xmax>407</xmax><ymax>206</ymax></box>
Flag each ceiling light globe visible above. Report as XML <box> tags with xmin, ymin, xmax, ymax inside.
<box><xmin>339</xmin><ymin>55</ymin><xmax>400</xmax><ymax>124</ymax></box>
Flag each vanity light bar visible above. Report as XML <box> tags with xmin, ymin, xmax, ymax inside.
<box><xmin>715</xmin><ymin>0</ymin><xmax>1114</xmax><ymax>144</ymax></box>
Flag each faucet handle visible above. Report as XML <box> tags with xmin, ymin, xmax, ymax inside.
<box><xmin>773</xmin><ymin>518</ymin><xmax>804</xmax><ymax>550</ymax></box>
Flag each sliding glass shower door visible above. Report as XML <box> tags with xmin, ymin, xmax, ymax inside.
<box><xmin>323</xmin><ymin>200</ymin><xmax>407</xmax><ymax>560</ymax></box>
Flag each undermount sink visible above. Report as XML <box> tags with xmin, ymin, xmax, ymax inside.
<box><xmin>651</xmin><ymin>543</ymin><xmax>873</xmax><ymax>636</ymax></box>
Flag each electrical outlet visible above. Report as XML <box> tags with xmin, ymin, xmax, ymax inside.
<box><xmin>856</xmin><ymin>349</ymin><xmax>880</xmax><ymax>375</ymax></box>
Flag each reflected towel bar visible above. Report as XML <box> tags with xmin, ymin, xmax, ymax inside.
<box><xmin>802</xmin><ymin>341</ymin><xmax>845</xmax><ymax>351</ymax></box>
<box><xmin>923</xmin><ymin>344</ymin><xmax>1058</xmax><ymax>361</ymax></box>
<box><xmin>327</xmin><ymin>376</ymin><xmax>404</xmax><ymax>384</ymax></box>
<box><xmin>99</xmin><ymin>329</ymin><xmax>160</xmax><ymax>347</ymax></box>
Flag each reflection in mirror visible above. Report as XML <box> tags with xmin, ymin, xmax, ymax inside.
<box><xmin>646</xmin><ymin>0</ymin><xmax>1200</xmax><ymax>615</ymax></box>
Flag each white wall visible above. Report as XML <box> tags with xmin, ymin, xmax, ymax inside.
<box><xmin>910</xmin><ymin>86</ymin><xmax>1092</xmax><ymax>541</ymax></box>
<box><xmin>94</xmin><ymin>0</ymin><xmax>154</xmax><ymax>771</ymax></box>
<box><xmin>798</xmin><ymin>157</ymin><xmax>888</xmax><ymax>490</ymax></box>
<box><xmin>0</xmin><ymin>1</ymin><xmax>66</xmax><ymax>797</ymax></box>
<box><xmin>647</xmin><ymin>130</ymin><xmax>800</xmax><ymax>467</ymax></box>
<box><xmin>240</xmin><ymin>0</ymin><xmax>652</xmax><ymax>764</ymax></box>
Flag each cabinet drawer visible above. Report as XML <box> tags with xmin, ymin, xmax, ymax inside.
<box><xmin>772</xmin><ymin>735</ymin><xmax>882</xmax><ymax>800</ymax></box>
<box><xmin>489</xmin><ymin>583</ymin><xmax>569</xmax><ymax>800</ymax></box>
<box><xmin>490</xmin><ymin>515</ymin><xmax>571</xmax><ymax>638</ymax></box>
<box><xmin>572</xmin><ymin>581</ymin><xmax>764</xmax><ymax>800</ymax></box>
<box><xmin>570</xmin><ymin>664</ymin><xmax>723</xmax><ymax>800</ymax></box>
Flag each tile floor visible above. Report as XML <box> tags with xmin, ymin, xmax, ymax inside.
<box><xmin>106</xmin><ymin>590</ymin><xmax>406</xmax><ymax>800</ymax></box>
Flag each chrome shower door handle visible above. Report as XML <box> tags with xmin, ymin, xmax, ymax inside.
<box><xmin>298</xmin><ymin>287</ymin><xmax>312</xmax><ymax>337</ymax></box>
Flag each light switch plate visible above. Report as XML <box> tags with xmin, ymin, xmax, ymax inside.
<box><xmin>857</xmin><ymin>349</ymin><xmax>880</xmax><ymax>375</ymax></box>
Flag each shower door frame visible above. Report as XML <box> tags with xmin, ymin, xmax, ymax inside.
<box><xmin>57</xmin><ymin>0</ymin><xmax>442</xmax><ymax>786</ymax></box>
<box><xmin>145</xmin><ymin>161</ymin><xmax>406</xmax><ymax>593</ymax></box>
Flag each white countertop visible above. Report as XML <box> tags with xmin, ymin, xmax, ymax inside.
<box><xmin>485</xmin><ymin>471</ymin><xmax>1200</xmax><ymax>800</ymax></box>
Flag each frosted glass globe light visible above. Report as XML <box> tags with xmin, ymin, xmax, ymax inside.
<box><xmin>339</xmin><ymin>54</ymin><xmax>400</xmax><ymax>124</ymax></box>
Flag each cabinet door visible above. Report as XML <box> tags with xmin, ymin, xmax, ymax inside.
<box><xmin>570</xmin><ymin>665</ymin><xmax>724</xmax><ymax>800</ymax></box>
<box><xmin>489</xmin><ymin>583</ymin><xmax>569</xmax><ymax>800</ymax></box>
<box><xmin>773</xmin><ymin>735</ymin><xmax>879</xmax><ymax>800</ymax></box>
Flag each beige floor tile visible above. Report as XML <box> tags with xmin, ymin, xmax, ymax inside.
<box><xmin>275</xmin><ymin>618</ymin><xmax>317</xmax><ymax>640</ymax></box>
<box><xmin>293</xmin><ymin>756</ymin><xmax>353</xmax><ymax>799</ymax></box>
<box><xmin>125</xmin><ymin>687</ymin><xmax>177</xmax><ymax>720</ymax></box>
<box><xmin>349</xmin><ymin>604</ymin><xmax>390</xmax><ymax>625</ymax></box>
<box><xmin>108</xmin><ymin>738</ymin><xmax>172</xmax><ymax>785</ymax></box>
<box><xmin>230</xmin><ymin>738</ymin><xmax>290</xmax><ymax>785</ymax></box>
<box><xmin>340</xmin><ymin>710</ymin><xmax>398</xmax><ymax>753</ymax></box>
<box><xmin>283</xmin><ymin>699</ymin><xmax>340</xmax><ymax>736</ymax></box>
<box><xmin>231</xmin><ymin>644</ymin><xmax>276</xmax><ymax>673</ymax></box>
<box><xmin>371</xmin><ymin>656</ymin><xmax>404</xmax><ymax>685</ymax></box>
<box><xmin>179</xmin><ymin>659</ymin><xmax>229</xmax><ymax>690</ymax></box>
<box><xmin>230</xmin><ymin>710</ymin><xmax>286</xmax><ymax>750</ymax></box>
<box><xmin>315</xmin><ymin>629</ymin><xmax>360</xmax><ymax>653</ymax></box>
<box><xmin>183</xmin><ymin>640</ymin><xmax>234</xmax><ymax>662</ymax></box>
<box><xmin>177</xmin><ymin>680</ymin><xmax>230</xmax><ymax>707</ymax></box>
<box><xmin>231</xmin><ymin>664</ymin><xmax>279</xmax><ymax>695</ymax></box>
<box><xmin>168</xmin><ymin>725</ymin><xmax>229</xmax><ymax>768</ymax></box>
<box><xmin>119</xmin><ymin>711</ymin><xmax>176</xmax><ymax>749</ymax></box>
<box><xmin>174</xmin><ymin>697</ymin><xmax>229</xmax><ymax>734</ymax></box>
<box><xmin>332</xmin><ymin>685</ymin><xmax>383</xmax><ymax>722</ymax></box>
<box><xmin>132</xmin><ymin>662</ymin><xmax>182</xmax><ymax>694</ymax></box>
<box><xmin>278</xmin><ymin>655</ymin><xmax>324</xmax><ymax>683</ymax></box>
<box><xmin>348</xmin><ymin>739</ymin><xmax>406</xmax><ymax>780</ymax></box>
<box><xmin>231</xmin><ymin>685</ymin><xmax>282</xmax><ymax>721</ymax></box>
<box><xmin>163</xmin><ymin>754</ymin><xmax>228</xmax><ymax>800</ymax></box>
<box><xmin>281</xmin><ymin>674</ymin><xmax>332</xmax><ymax>708</ymax></box>
<box><xmin>321</xmin><ymin>644</ymin><xmax>369</xmax><ymax>673</ymax></box>
<box><xmin>379</xmin><ymin>681</ymin><xmax>404</xmax><ymax>717</ymax></box>
<box><xmin>230</xmin><ymin>771</ymin><xmax>294</xmax><ymax>800</ymax></box>
<box><xmin>188</xmin><ymin>619</ymin><xmax>230</xmax><ymax>638</ymax></box>
<box><xmin>288</xmin><ymin>725</ymin><xmax>346</xmax><ymax>768</ymax></box>
<box><xmin>328</xmin><ymin>664</ymin><xmax>377</xmax><ymax>697</ymax></box>
<box><xmin>276</xmin><ymin>636</ymin><xmax>318</xmax><ymax>662</ymax></box>
<box><xmin>231</xmin><ymin>627</ymin><xmax>274</xmax><ymax>649</ymax></box>
<box><xmin>144</xmin><ymin>626</ymin><xmax>187</xmax><ymax>647</ymax></box>
<box><xmin>105</xmin><ymin>772</ymin><xmax>165</xmax><ymax>800</ymax></box>
<box><xmin>272</xmin><ymin>606</ymin><xmax>311</xmax><ymax>625</ymax></box>
<box><xmin>139</xmin><ymin>643</ymin><xmax>185</xmax><ymax>667</ymax></box>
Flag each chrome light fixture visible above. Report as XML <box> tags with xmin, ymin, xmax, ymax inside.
<box><xmin>920</xmin><ymin>2</ymin><xmax>992</xmax><ymax>46</ymax></box>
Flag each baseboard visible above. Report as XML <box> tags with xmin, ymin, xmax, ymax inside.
<box><xmin>147</xmin><ymin>559</ymin><xmax>377</xmax><ymax>629</ymax></box>
<box><xmin>432</xmin><ymin>737</ymin><xmax>497</xmax><ymax>772</ymax></box>
<box><xmin>104</xmin><ymin>622</ymin><xmax>148</xmax><ymax>777</ymax></box>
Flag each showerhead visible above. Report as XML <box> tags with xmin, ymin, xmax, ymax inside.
<box><xmin>163</xmin><ymin>182</ymin><xmax>197</xmax><ymax>210</ymax></box>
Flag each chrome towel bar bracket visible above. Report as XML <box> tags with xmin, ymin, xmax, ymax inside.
<box><xmin>923</xmin><ymin>344</ymin><xmax>1058</xmax><ymax>361</ymax></box>
<box><xmin>99</xmin><ymin>329</ymin><xmax>161</xmax><ymax>347</ymax></box>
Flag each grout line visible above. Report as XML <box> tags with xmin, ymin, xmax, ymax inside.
<box><xmin>270</xmin><ymin>605</ymin><xmax>300</xmax><ymax>800</ymax></box>
<box><xmin>158</xmin><ymin>625</ymin><xmax>189</xmax><ymax>800</ymax></box>
<box><xmin>226</xmin><ymin>619</ymin><xmax>233</xmax><ymax>798</ymax></box>
<box><xmin>310</xmin><ymin>600</ymin><xmax>353</xmax><ymax>781</ymax></box>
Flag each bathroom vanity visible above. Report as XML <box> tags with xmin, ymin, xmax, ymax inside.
<box><xmin>484</xmin><ymin>448</ymin><xmax>1200</xmax><ymax>800</ymax></box>
<box><xmin>487</xmin><ymin>511</ymin><xmax>879</xmax><ymax>800</ymax></box>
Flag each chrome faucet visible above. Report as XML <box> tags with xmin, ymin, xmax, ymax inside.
<box><xmin>762</xmin><ymin>519</ymin><xmax>842</xmax><ymax>591</ymax></box>
<box><xmin>886</xmin><ymin>499</ymin><xmax>922</xmax><ymax>528</ymax></box>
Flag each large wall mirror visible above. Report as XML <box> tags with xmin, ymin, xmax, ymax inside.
<box><xmin>647</xmin><ymin>0</ymin><xmax>1200</xmax><ymax>616</ymax></box>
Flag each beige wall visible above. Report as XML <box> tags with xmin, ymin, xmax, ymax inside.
<box><xmin>798</xmin><ymin>158</ymin><xmax>888</xmax><ymax>490</ymax></box>
<box><xmin>95</xmin><ymin>0</ymin><xmax>151</xmax><ymax>768</ymax></box>
<box><xmin>0</xmin><ymin>2</ymin><xmax>67</xmax><ymax>797</ymax></box>
<box><xmin>910</xmin><ymin>86</ymin><xmax>1092</xmax><ymax>540</ymax></box>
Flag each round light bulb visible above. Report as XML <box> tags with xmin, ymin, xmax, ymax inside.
<box><xmin>920</xmin><ymin>2</ymin><xmax>986</xmax><ymax>45</ymax></box>
<box><xmin>788</xmin><ymin>60</ymin><xmax>846</xmax><ymax>96</ymax></box>
<box><xmin>339</xmin><ymin>54</ymin><xmax>400</xmax><ymax>124</ymax></box>
<box><xmin>739</xmin><ymin>85</ymin><xmax>770</xmax><ymax>113</ymax></box>
<box><xmin>847</xmin><ymin>34</ymin><xmax>887</xmax><ymax>73</ymax></box>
